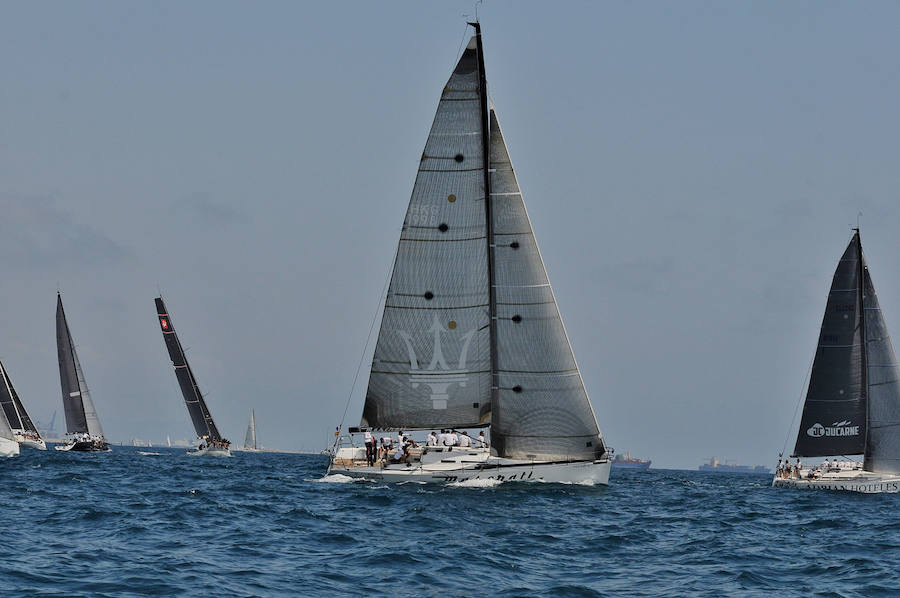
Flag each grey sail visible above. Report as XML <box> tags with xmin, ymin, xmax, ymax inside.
<box><xmin>0</xmin><ymin>391</ymin><xmax>12</xmax><ymax>441</ymax></box>
<box><xmin>793</xmin><ymin>234</ymin><xmax>867</xmax><ymax>457</ymax></box>
<box><xmin>863</xmin><ymin>265</ymin><xmax>900</xmax><ymax>473</ymax></box>
<box><xmin>361</xmin><ymin>36</ymin><xmax>492</xmax><ymax>430</ymax></box>
<box><xmin>0</xmin><ymin>361</ymin><xmax>39</xmax><ymax>434</ymax></box>
<box><xmin>56</xmin><ymin>294</ymin><xmax>105</xmax><ymax>437</ymax></box>
<box><xmin>155</xmin><ymin>297</ymin><xmax>222</xmax><ymax>441</ymax></box>
<box><xmin>489</xmin><ymin>107</ymin><xmax>605</xmax><ymax>461</ymax></box>
<box><xmin>244</xmin><ymin>409</ymin><xmax>257</xmax><ymax>449</ymax></box>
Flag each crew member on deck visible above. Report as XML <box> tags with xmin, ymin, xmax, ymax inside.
<box><xmin>364</xmin><ymin>430</ymin><xmax>375</xmax><ymax>466</ymax></box>
<box><xmin>427</xmin><ymin>432</ymin><xmax>437</xmax><ymax>446</ymax></box>
<box><xmin>459</xmin><ymin>431</ymin><xmax>471</xmax><ymax>448</ymax></box>
<box><xmin>478</xmin><ymin>431</ymin><xmax>489</xmax><ymax>449</ymax></box>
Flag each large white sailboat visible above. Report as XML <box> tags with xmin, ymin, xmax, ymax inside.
<box><xmin>775</xmin><ymin>230</ymin><xmax>900</xmax><ymax>493</ymax></box>
<box><xmin>328</xmin><ymin>23</ymin><xmax>611</xmax><ymax>484</ymax></box>
<box><xmin>155</xmin><ymin>297</ymin><xmax>231</xmax><ymax>457</ymax></box>
<box><xmin>55</xmin><ymin>293</ymin><xmax>111</xmax><ymax>452</ymax></box>
<box><xmin>0</xmin><ymin>361</ymin><xmax>47</xmax><ymax>450</ymax></box>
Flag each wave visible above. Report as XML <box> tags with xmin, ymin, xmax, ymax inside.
<box><xmin>312</xmin><ymin>473</ymin><xmax>358</xmax><ymax>484</ymax></box>
<box><xmin>447</xmin><ymin>477</ymin><xmax>503</xmax><ymax>488</ymax></box>
<box><xmin>138</xmin><ymin>451</ymin><xmax>162</xmax><ymax>456</ymax></box>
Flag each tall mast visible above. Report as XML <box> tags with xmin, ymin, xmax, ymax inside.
<box><xmin>468</xmin><ymin>20</ymin><xmax>498</xmax><ymax>427</ymax></box>
<box><xmin>857</xmin><ymin>229</ymin><xmax>871</xmax><ymax>465</ymax></box>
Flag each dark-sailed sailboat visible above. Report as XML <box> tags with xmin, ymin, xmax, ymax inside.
<box><xmin>328</xmin><ymin>24</ymin><xmax>611</xmax><ymax>484</ymax></box>
<box><xmin>155</xmin><ymin>297</ymin><xmax>231</xmax><ymax>457</ymax></box>
<box><xmin>775</xmin><ymin>230</ymin><xmax>900</xmax><ymax>492</ymax></box>
<box><xmin>55</xmin><ymin>293</ymin><xmax>110</xmax><ymax>452</ymax></box>
<box><xmin>0</xmin><ymin>361</ymin><xmax>47</xmax><ymax>450</ymax></box>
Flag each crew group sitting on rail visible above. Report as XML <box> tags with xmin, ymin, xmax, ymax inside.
<box><xmin>776</xmin><ymin>457</ymin><xmax>864</xmax><ymax>480</ymax></box>
<box><xmin>361</xmin><ymin>429</ymin><xmax>490</xmax><ymax>467</ymax></box>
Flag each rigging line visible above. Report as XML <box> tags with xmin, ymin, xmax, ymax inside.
<box><xmin>333</xmin><ymin>260</ymin><xmax>394</xmax><ymax>448</ymax></box>
<box><xmin>781</xmin><ymin>351</ymin><xmax>816</xmax><ymax>458</ymax></box>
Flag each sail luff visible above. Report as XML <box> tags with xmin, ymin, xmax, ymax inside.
<box><xmin>155</xmin><ymin>297</ymin><xmax>222</xmax><ymax>441</ymax></box>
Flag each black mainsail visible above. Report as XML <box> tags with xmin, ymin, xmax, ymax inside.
<box><xmin>155</xmin><ymin>297</ymin><xmax>223</xmax><ymax>442</ymax></box>
<box><xmin>793</xmin><ymin>231</ymin><xmax>900</xmax><ymax>473</ymax></box>
<box><xmin>56</xmin><ymin>293</ymin><xmax>105</xmax><ymax>438</ymax></box>
<box><xmin>0</xmin><ymin>361</ymin><xmax>39</xmax><ymax>435</ymax></box>
<box><xmin>359</xmin><ymin>26</ymin><xmax>606</xmax><ymax>462</ymax></box>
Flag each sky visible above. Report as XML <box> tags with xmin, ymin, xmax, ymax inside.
<box><xmin>2</xmin><ymin>1</ymin><xmax>900</xmax><ymax>468</ymax></box>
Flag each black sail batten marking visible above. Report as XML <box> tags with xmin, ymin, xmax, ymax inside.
<box><xmin>154</xmin><ymin>297</ymin><xmax>222</xmax><ymax>442</ymax></box>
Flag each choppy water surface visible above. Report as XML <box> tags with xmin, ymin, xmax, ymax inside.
<box><xmin>2</xmin><ymin>448</ymin><xmax>898</xmax><ymax>596</ymax></box>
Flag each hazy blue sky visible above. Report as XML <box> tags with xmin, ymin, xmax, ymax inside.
<box><xmin>2</xmin><ymin>1</ymin><xmax>900</xmax><ymax>468</ymax></box>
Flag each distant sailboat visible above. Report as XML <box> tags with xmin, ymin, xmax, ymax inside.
<box><xmin>155</xmin><ymin>297</ymin><xmax>231</xmax><ymax>457</ymax></box>
<box><xmin>775</xmin><ymin>230</ymin><xmax>900</xmax><ymax>492</ymax></box>
<box><xmin>167</xmin><ymin>435</ymin><xmax>172</xmax><ymax>448</ymax></box>
<box><xmin>0</xmin><ymin>361</ymin><xmax>47</xmax><ymax>450</ymax></box>
<box><xmin>328</xmin><ymin>23</ymin><xmax>611</xmax><ymax>484</ymax></box>
<box><xmin>0</xmin><ymin>388</ymin><xmax>19</xmax><ymax>457</ymax></box>
<box><xmin>243</xmin><ymin>409</ymin><xmax>258</xmax><ymax>451</ymax></box>
<box><xmin>55</xmin><ymin>293</ymin><xmax>110</xmax><ymax>452</ymax></box>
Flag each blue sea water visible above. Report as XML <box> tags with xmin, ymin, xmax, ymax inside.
<box><xmin>2</xmin><ymin>447</ymin><xmax>898</xmax><ymax>597</ymax></box>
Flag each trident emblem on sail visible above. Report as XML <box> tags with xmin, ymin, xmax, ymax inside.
<box><xmin>399</xmin><ymin>314</ymin><xmax>476</xmax><ymax>410</ymax></box>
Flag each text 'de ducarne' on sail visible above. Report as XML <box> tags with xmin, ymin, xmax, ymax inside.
<box><xmin>56</xmin><ymin>294</ymin><xmax>104</xmax><ymax>438</ymax></box>
<box><xmin>794</xmin><ymin>235</ymin><xmax>867</xmax><ymax>457</ymax></box>
<box><xmin>862</xmin><ymin>262</ymin><xmax>900</xmax><ymax>473</ymax></box>
<box><xmin>362</xmin><ymin>38</ymin><xmax>491</xmax><ymax>430</ymax></box>
<box><xmin>488</xmin><ymin>108</ymin><xmax>604</xmax><ymax>462</ymax></box>
<box><xmin>155</xmin><ymin>297</ymin><xmax>222</xmax><ymax>442</ymax></box>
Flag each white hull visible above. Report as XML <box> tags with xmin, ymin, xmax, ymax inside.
<box><xmin>773</xmin><ymin>468</ymin><xmax>900</xmax><ymax>493</ymax></box>
<box><xmin>0</xmin><ymin>437</ymin><xmax>20</xmax><ymax>457</ymax></box>
<box><xmin>187</xmin><ymin>446</ymin><xmax>232</xmax><ymax>457</ymax></box>
<box><xmin>329</xmin><ymin>446</ymin><xmax>610</xmax><ymax>484</ymax></box>
<box><xmin>15</xmin><ymin>434</ymin><xmax>47</xmax><ymax>451</ymax></box>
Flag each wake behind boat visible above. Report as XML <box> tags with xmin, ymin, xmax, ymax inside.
<box><xmin>0</xmin><ymin>360</ymin><xmax>46</xmax><ymax>450</ymax></box>
<box><xmin>155</xmin><ymin>297</ymin><xmax>231</xmax><ymax>457</ymax></box>
<box><xmin>55</xmin><ymin>293</ymin><xmax>110</xmax><ymax>452</ymax></box>
<box><xmin>328</xmin><ymin>23</ymin><xmax>611</xmax><ymax>485</ymax></box>
<box><xmin>774</xmin><ymin>230</ymin><xmax>900</xmax><ymax>493</ymax></box>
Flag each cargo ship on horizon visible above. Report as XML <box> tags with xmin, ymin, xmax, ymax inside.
<box><xmin>699</xmin><ymin>456</ymin><xmax>769</xmax><ymax>474</ymax></box>
<box><xmin>611</xmin><ymin>451</ymin><xmax>651</xmax><ymax>470</ymax></box>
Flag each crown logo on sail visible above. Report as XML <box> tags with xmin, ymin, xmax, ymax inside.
<box><xmin>399</xmin><ymin>314</ymin><xmax>476</xmax><ymax>410</ymax></box>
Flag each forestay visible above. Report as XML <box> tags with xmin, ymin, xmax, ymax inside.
<box><xmin>488</xmin><ymin>108</ymin><xmax>605</xmax><ymax>461</ymax></box>
<box><xmin>362</xmin><ymin>37</ymin><xmax>492</xmax><ymax>430</ymax></box>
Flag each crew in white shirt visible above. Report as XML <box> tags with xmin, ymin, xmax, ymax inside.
<box><xmin>427</xmin><ymin>432</ymin><xmax>437</xmax><ymax>446</ymax></box>
<box><xmin>458</xmin><ymin>432</ymin><xmax>471</xmax><ymax>448</ymax></box>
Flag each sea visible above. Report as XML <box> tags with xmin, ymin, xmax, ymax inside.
<box><xmin>2</xmin><ymin>447</ymin><xmax>897</xmax><ymax>597</ymax></box>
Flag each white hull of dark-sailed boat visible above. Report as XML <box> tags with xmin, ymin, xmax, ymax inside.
<box><xmin>15</xmin><ymin>434</ymin><xmax>47</xmax><ymax>451</ymax></box>
<box><xmin>187</xmin><ymin>446</ymin><xmax>232</xmax><ymax>457</ymax></box>
<box><xmin>54</xmin><ymin>439</ymin><xmax>111</xmax><ymax>452</ymax></box>
<box><xmin>329</xmin><ymin>446</ymin><xmax>610</xmax><ymax>485</ymax></box>
<box><xmin>0</xmin><ymin>436</ymin><xmax>20</xmax><ymax>457</ymax></box>
<box><xmin>773</xmin><ymin>469</ymin><xmax>900</xmax><ymax>493</ymax></box>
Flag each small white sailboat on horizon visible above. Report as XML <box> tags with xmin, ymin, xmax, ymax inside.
<box><xmin>54</xmin><ymin>293</ymin><xmax>110</xmax><ymax>452</ymax></box>
<box><xmin>0</xmin><ymin>360</ymin><xmax>47</xmax><ymax>450</ymax></box>
<box><xmin>155</xmin><ymin>296</ymin><xmax>231</xmax><ymax>457</ymax></box>
<box><xmin>328</xmin><ymin>23</ymin><xmax>611</xmax><ymax>485</ymax></box>
<box><xmin>243</xmin><ymin>409</ymin><xmax>259</xmax><ymax>452</ymax></box>
<box><xmin>775</xmin><ymin>229</ymin><xmax>900</xmax><ymax>493</ymax></box>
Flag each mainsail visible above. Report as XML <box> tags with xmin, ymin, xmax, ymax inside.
<box><xmin>244</xmin><ymin>409</ymin><xmax>257</xmax><ymax>450</ymax></box>
<box><xmin>155</xmin><ymin>297</ymin><xmax>222</xmax><ymax>442</ymax></box>
<box><xmin>0</xmin><ymin>361</ymin><xmax>38</xmax><ymax>434</ymax></box>
<box><xmin>56</xmin><ymin>293</ymin><xmax>105</xmax><ymax>437</ymax></box>
<box><xmin>793</xmin><ymin>230</ymin><xmax>900</xmax><ymax>473</ymax></box>
<box><xmin>360</xmin><ymin>27</ymin><xmax>605</xmax><ymax>462</ymax></box>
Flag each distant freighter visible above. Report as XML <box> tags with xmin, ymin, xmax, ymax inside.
<box><xmin>699</xmin><ymin>457</ymin><xmax>769</xmax><ymax>474</ymax></box>
<box><xmin>611</xmin><ymin>451</ymin><xmax>651</xmax><ymax>470</ymax></box>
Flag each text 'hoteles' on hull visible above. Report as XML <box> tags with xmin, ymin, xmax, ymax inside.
<box><xmin>327</xmin><ymin>23</ymin><xmax>611</xmax><ymax>485</ymax></box>
<box><xmin>775</xmin><ymin>230</ymin><xmax>900</xmax><ymax>493</ymax></box>
<box><xmin>55</xmin><ymin>293</ymin><xmax>110</xmax><ymax>453</ymax></box>
<box><xmin>155</xmin><ymin>296</ymin><xmax>232</xmax><ymax>457</ymax></box>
